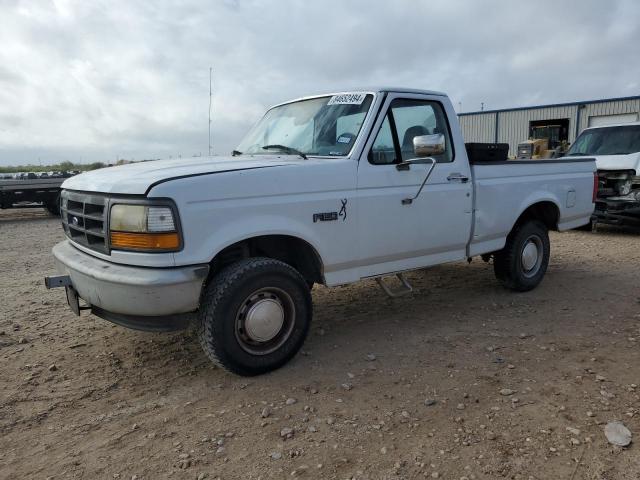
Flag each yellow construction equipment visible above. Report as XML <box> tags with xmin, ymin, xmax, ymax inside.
<box><xmin>517</xmin><ymin>125</ymin><xmax>569</xmax><ymax>159</ymax></box>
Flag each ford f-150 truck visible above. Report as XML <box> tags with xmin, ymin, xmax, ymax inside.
<box><xmin>45</xmin><ymin>87</ymin><xmax>597</xmax><ymax>375</ymax></box>
<box><xmin>566</xmin><ymin>122</ymin><xmax>640</xmax><ymax>226</ymax></box>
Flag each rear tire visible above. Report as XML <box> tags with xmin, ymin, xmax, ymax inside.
<box><xmin>197</xmin><ymin>257</ymin><xmax>312</xmax><ymax>376</ymax></box>
<box><xmin>44</xmin><ymin>194</ymin><xmax>61</xmax><ymax>216</ymax></box>
<box><xmin>494</xmin><ymin>220</ymin><xmax>550</xmax><ymax>292</ymax></box>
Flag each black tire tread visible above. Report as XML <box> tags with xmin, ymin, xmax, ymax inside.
<box><xmin>197</xmin><ymin>257</ymin><xmax>310</xmax><ymax>375</ymax></box>
<box><xmin>45</xmin><ymin>196</ymin><xmax>61</xmax><ymax>216</ymax></box>
<box><xmin>494</xmin><ymin>220</ymin><xmax>549</xmax><ymax>292</ymax></box>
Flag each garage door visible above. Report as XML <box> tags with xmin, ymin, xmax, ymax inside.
<box><xmin>588</xmin><ymin>113</ymin><xmax>638</xmax><ymax>127</ymax></box>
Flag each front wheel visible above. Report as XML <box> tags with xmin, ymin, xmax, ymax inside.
<box><xmin>197</xmin><ymin>257</ymin><xmax>312</xmax><ymax>376</ymax></box>
<box><xmin>493</xmin><ymin>220</ymin><xmax>550</xmax><ymax>292</ymax></box>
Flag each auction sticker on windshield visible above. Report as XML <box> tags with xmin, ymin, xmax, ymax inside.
<box><xmin>327</xmin><ymin>92</ymin><xmax>368</xmax><ymax>105</ymax></box>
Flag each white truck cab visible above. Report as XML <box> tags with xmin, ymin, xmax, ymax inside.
<box><xmin>46</xmin><ymin>87</ymin><xmax>596</xmax><ymax>375</ymax></box>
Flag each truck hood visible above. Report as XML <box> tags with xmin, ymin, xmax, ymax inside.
<box><xmin>62</xmin><ymin>155</ymin><xmax>295</xmax><ymax>195</ymax></box>
<box><xmin>570</xmin><ymin>152</ymin><xmax>640</xmax><ymax>173</ymax></box>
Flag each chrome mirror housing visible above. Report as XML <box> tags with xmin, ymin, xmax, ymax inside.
<box><xmin>414</xmin><ymin>134</ymin><xmax>445</xmax><ymax>157</ymax></box>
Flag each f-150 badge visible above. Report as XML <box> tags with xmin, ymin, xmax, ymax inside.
<box><xmin>313</xmin><ymin>199</ymin><xmax>347</xmax><ymax>223</ymax></box>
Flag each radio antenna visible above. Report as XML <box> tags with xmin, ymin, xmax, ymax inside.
<box><xmin>208</xmin><ymin>67</ymin><xmax>213</xmax><ymax>156</ymax></box>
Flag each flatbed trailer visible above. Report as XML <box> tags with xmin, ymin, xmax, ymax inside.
<box><xmin>0</xmin><ymin>178</ymin><xmax>65</xmax><ymax>215</ymax></box>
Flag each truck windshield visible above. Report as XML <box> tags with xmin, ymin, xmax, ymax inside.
<box><xmin>567</xmin><ymin>124</ymin><xmax>640</xmax><ymax>156</ymax></box>
<box><xmin>236</xmin><ymin>93</ymin><xmax>374</xmax><ymax>157</ymax></box>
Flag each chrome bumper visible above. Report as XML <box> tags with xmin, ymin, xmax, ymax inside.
<box><xmin>50</xmin><ymin>240</ymin><xmax>209</xmax><ymax>317</ymax></box>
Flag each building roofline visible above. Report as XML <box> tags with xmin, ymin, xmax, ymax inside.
<box><xmin>458</xmin><ymin>94</ymin><xmax>640</xmax><ymax>116</ymax></box>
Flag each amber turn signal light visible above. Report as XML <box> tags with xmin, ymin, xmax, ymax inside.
<box><xmin>110</xmin><ymin>231</ymin><xmax>180</xmax><ymax>251</ymax></box>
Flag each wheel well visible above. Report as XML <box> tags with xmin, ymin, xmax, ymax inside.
<box><xmin>516</xmin><ymin>201</ymin><xmax>560</xmax><ymax>231</ymax></box>
<box><xmin>210</xmin><ymin>235</ymin><xmax>324</xmax><ymax>285</ymax></box>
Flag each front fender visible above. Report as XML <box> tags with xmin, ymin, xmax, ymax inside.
<box><xmin>199</xmin><ymin>213</ymin><xmax>326</xmax><ymax>265</ymax></box>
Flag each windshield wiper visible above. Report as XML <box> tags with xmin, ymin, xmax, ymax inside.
<box><xmin>262</xmin><ymin>144</ymin><xmax>307</xmax><ymax>160</ymax></box>
<box><xmin>232</xmin><ymin>150</ymin><xmax>243</xmax><ymax>156</ymax></box>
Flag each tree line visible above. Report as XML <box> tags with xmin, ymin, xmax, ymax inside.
<box><xmin>0</xmin><ymin>161</ymin><xmax>107</xmax><ymax>173</ymax></box>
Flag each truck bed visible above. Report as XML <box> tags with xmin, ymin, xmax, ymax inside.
<box><xmin>468</xmin><ymin>158</ymin><xmax>596</xmax><ymax>256</ymax></box>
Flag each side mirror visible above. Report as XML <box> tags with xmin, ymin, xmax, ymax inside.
<box><xmin>414</xmin><ymin>134</ymin><xmax>445</xmax><ymax>157</ymax></box>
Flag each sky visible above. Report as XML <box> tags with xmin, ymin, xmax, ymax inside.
<box><xmin>0</xmin><ymin>0</ymin><xmax>639</xmax><ymax>166</ymax></box>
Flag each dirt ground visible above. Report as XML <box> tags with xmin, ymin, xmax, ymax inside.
<box><xmin>1</xmin><ymin>207</ymin><xmax>639</xmax><ymax>480</ymax></box>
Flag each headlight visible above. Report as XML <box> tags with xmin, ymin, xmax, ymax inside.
<box><xmin>109</xmin><ymin>204</ymin><xmax>181</xmax><ymax>252</ymax></box>
<box><xmin>617</xmin><ymin>178</ymin><xmax>632</xmax><ymax>196</ymax></box>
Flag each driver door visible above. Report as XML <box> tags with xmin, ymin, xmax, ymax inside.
<box><xmin>356</xmin><ymin>93</ymin><xmax>473</xmax><ymax>278</ymax></box>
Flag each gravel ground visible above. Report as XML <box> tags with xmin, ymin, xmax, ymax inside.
<box><xmin>1</xmin><ymin>207</ymin><xmax>639</xmax><ymax>480</ymax></box>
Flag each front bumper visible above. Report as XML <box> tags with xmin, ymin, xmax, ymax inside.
<box><xmin>593</xmin><ymin>199</ymin><xmax>640</xmax><ymax>226</ymax></box>
<box><xmin>51</xmin><ymin>240</ymin><xmax>209</xmax><ymax>326</ymax></box>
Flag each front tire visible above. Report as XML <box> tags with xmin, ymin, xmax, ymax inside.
<box><xmin>197</xmin><ymin>257</ymin><xmax>312</xmax><ymax>376</ymax></box>
<box><xmin>493</xmin><ymin>220</ymin><xmax>550</xmax><ymax>292</ymax></box>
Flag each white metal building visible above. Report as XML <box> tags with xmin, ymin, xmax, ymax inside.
<box><xmin>458</xmin><ymin>95</ymin><xmax>640</xmax><ymax>157</ymax></box>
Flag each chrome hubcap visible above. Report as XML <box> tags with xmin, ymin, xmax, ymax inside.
<box><xmin>244</xmin><ymin>298</ymin><xmax>285</xmax><ymax>342</ymax></box>
<box><xmin>521</xmin><ymin>235</ymin><xmax>543</xmax><ymax>277</ymax></box>
<box><xmin>235</xmin><ymin>287</ymin><xmax>295</xmax><ymax>355</ymax></box>
<box><xmin>522</xmin><ymin>242</ymin><xmax>538</xmax><ymax>271</ymax></box>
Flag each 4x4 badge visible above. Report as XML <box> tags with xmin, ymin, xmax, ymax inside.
<box><xmin>338</xmin><ymin>199</ymin><xmax>347</xmax><ymax>221</ymax></box>
<box><xmin>313</xmin><ymin>199</ymin><xmax>348</xmax><ymax>223</ymax></box>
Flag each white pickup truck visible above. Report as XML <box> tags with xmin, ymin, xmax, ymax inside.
<box><xmin>45</xmin><ymin>87</ymin><xmax>596</xmax><ymax>375</ymax></box>
<box><xmin>566</xmin><ymin>122</ymin><xmax>640</xmax><ymax>227</ymax></box>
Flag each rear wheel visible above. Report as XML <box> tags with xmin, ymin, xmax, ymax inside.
<box><xmin>44</xmin><ymin>194</ymin><xmax>61</xmax><ymax>216</ymax></box>
<box><xmin>494</xmin><ymin>220</ymin><xmax>550</xmax><ymax>292</ymax></box>
<box><xmin>197</xmin><ymin>257</ymin><xmax>312</xmax><ymax>376</ymax></box>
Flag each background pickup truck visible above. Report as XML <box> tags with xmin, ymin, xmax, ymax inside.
<box><xmin>45</xmin><ymin>87</ymin><xmax>597</xmax><ymax>376</ymax></box>
<box><xmin>566</xmin><ymin>122</ymin><xmax>640</xmax><ymax>227</ymax></box>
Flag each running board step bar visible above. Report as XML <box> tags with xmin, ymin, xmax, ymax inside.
<box><xmin>375</xmin><ymin>273</ymin><xmax>413</xmax><ymax>298</ymax></box>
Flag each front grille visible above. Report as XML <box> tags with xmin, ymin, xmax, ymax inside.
<box><xmin>61</xmin><ymin>190</ymin><xmax>109</xmax><ymax>254</ymax></box>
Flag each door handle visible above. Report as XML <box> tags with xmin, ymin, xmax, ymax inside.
<box><xmin>447</xmin><ymin>173</ymin><xmax>469</xmax><ymax>183</ymax></box>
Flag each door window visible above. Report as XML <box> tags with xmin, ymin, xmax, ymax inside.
<box><xmin>368</xmin><ymin>99</ymin><xmax>453</xmax><ymax>164</ymax></box>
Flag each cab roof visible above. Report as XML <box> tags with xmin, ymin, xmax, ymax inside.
<box><xmin>367</xmin><ymin>86</ymin><xmax>447</xmax><ymax>96</ymax></box>
<box><xmin>273</xmin><ymin>87</ymin><xmax>447</xmax><ymax>109</ymax></box>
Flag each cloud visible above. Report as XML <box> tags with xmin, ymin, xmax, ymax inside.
<box><xmin>0</xmin><ymin>0</ymin><xmax>638</xmax><ymax>165</ymax></box>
